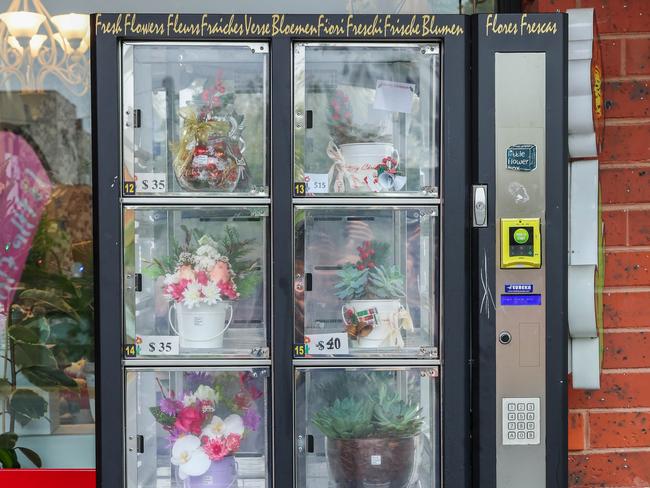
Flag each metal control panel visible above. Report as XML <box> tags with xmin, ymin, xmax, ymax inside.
<box><xmin>495</xmin><ymin>52</ymin><xmax>547</xmax><ymax>488</ymax></box>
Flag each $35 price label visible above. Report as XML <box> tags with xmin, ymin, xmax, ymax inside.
<box><xmin>304</xmin><ymin>332</ymin><xmax>349</xmax><ymax>355</ymax></box>
<box><xmin>135</xmin><ymin>173</ymin><xmax>167</xmax><ymax>193</ymax></box>
<box><xmin>135</xmin><ymin>336</ymin><xmax>179</xmax><ymax>356</ymax></box>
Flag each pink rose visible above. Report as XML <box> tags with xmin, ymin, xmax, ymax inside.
<box><xmin>225</xmin><ymin>433</ymin><xmax>241</xmax><ymax>453</ymax></box>
<box><xmin>196</xmin><ymin>271</ymin><xmax>209</xmax><ymax>286</ymax></box>
<box><xmin>209</xmin><ymin>261</ymin><xmax>231</xmax><ymax>284</ymax></box>
<box><xmin>178</xmin><ymin>265</ymin><xmax>194</xmax><ymax>281</ymax></box>
<box><xmin>175</xmin><ymin>404</ymin><xmax>204</xmax><ymax>435</ymax></box>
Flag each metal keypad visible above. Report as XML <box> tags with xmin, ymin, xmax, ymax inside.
<box><xmin>502</xmin><ymin>398</ymin><xmax>540</xmax><ymax>445</ymax></box>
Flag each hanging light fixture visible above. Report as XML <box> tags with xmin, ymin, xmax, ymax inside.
<box><xmin>0</xmin><ymin>1</ymin><xmax>90</xmax><ymax>95</ymax></box>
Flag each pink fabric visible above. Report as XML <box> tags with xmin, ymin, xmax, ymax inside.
<box><xmin>0</xmin><ymin>131</ymin><xmax>52</xmax><ymax>314</ymax></box>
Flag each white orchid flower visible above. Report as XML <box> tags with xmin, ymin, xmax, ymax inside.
<box><xmin>201</xmin><ymin>415</ymin><xmax>226</xmax><ymax>439</ymax></box>
<box><xmin>194</xmin><ymin>384</ymin><xmax>218</xmax><ymax>403</ymax></box>
<box><xmin>170</xmin><ymin>435</ymin><xmax>211</xmax><ymax>480</ymax></box>
<box><xmin>223</xmin><ymin>414</ymin><xmax>244</xmax><ymax>436</ymax></box>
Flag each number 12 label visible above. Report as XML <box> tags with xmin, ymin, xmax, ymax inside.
<box><xmin>304</xmin><ymin>332</ymin><xmax>349</xmax><ymax>355</ymax></box>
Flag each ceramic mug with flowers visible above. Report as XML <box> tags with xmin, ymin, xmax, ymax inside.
<box><xmin>164</xmin><ymin>238</ymin><xmax>240</xmax><ymax>350</ymax></box>
<box><xmin>151</xmin><ymin>372</ymin><xmax>264</xmax><ymax>488</ymax></box>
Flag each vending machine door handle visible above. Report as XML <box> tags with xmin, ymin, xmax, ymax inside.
<box><xmin>305</xmin><ymin>273</ymin><xmax>312</xmax><ymax>291</ymax></box>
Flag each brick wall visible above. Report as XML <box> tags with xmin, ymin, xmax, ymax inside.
<box><xmin>523</xmin><ymin>0</ymin><xmax>650</xmax><ymax>486</ymax></box>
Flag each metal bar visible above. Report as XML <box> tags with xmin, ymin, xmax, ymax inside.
<box><xmin>121</xmin><ymin>197</ymin><xmax>271</xmax><ymax>205</ymax></box>
<box><xmin>292</xmin><ymin>198</ymin><xmax>442</xmax><ymax>206</ymax></box>
<box><xmin>292</xmin><ymin>358</ymin><xmax>441</xmax><ymax>367</ymax></box>
<box><xmin>123</xmin><ymin>359</ymin><xmax>272</xmax><ymax>367</ymax></box>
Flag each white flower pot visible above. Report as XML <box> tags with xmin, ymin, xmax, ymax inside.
<box><xmin>336</xmin><ymin>143</ymin><xmax>405</xmax><ymax>192</ymax></box>
<box><xmin>342</xmin><ymin>299</ymin><xmax>403</xmax><ymax>348</ymax></box>
<box><xmin>339</xmin><ymin>142</ymin><xmax>397</xmax><ymax>168</ymax></box>
<box><xmin>169</xmin><ymin>302</ymin><xmax>233</xmax><ymax>349</ymax></box>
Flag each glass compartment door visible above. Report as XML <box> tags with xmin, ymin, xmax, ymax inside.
<box><xmin>294</xmin><ymin>206</ymin><xmax>438</xmax><ymax>358</ymax></box>
<box><xmin>295</xmin><ymin>366</ymin><xmax>440</xmax><ymax>488</ymax></box>
<box><xmin>293</xmin><ymin>43</ymin><xmax>440</xmax><ymax>197</ymax></box>
<box><xmin>122</xmin><ymin>42</ymin><xmax>269</xmax><ymax>196</ymax></box>
<box><xmin>125</xmin><ymin>367</ymin><xmax>270</xmax><ymax>487</ymax></box>
<box><xmin>123</xmin><ymin>206</ymin><xmax>269</xmax><ymax>358</ymax></box>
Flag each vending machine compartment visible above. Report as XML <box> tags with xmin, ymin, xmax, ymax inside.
<box><xmin>123</xmin><ymin>206</ymin><xmax>269</xmax><ymax>358</ymax></box>
<box><xmin>294</xmin><ymin>366</ymin><xmax>440</xmax><ymax>488</ymax></box>
<box><xmin>294</xmin><ymin>206</ymin><xmax>439</xmax><ymax>358</ymax></box>
<box><xmin>122</xmin><ymin>42</ymin><xmax>269</xmax><ymax>196</ymax></box>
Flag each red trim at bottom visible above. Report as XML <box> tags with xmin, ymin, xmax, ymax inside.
<box><xmin>0</xmin><ymin>469</ymin><xmax>96</xmax><ymax>487</ymax></box>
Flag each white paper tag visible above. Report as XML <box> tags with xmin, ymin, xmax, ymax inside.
<box><xmin>135</xmin><ymin>172</ymin><xmax>167</xmax><ymax>193</ymax></box>
<box><xmin>305</xmin><ymin>173</ymin><xmax>329</xmax><ymax>194</ymax></box>
<box><xmin>136</xmin><ymin>335</ymin><xmax>180</xmax><ymax>356</ymax></box>
<box><xmin>305</xmin><ymin>332</ymin><xmax>349</xmax><ymax>355</ymax></box>
<box><xmin>371</xmin><ymin>455</ymin><xmax>382</xmax><ymax>466</ymax></box>
<box><xmin>373</xmin><ymin>80</ymin><xmax>415</xmax><ymax>114</ymax></box>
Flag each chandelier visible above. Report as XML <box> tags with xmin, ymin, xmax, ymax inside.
<box><xmin>0</xmin><ymin>0</ymin><xmax>90</xmax><ymax>95</ymax></box>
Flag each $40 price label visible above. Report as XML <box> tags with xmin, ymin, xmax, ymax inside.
<box><xmin>304</xmin><ymin>332</ymin><xmax>349</xmax><ymax>355</ymax></box>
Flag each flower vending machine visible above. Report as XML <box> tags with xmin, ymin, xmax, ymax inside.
<box><xmin>92</xmin><ymin>12</ymin><xmax>568</xmax><ymax>488</ymax></box>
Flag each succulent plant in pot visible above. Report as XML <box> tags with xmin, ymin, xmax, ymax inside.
<box><xmin>335</xmin><ymin>240</ymin><xmax>412</xmax><ymax>348</ymax></box>
<box><xmin>312</xmin><ymin>381</ymin><xmax>423</xmax><ymax>488</ymax></box>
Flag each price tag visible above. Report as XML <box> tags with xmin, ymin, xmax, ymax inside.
<box><xmin>136</xmin><ymin>335</ymin><xmax>179</xmax><ymax>356</ymax></box>
<box><xmin>135</xmin><ymin>173</ymin><xmax>167</xmax><ymax>193</ymax></box>
<box><xmin>305</xmin><ymin>173</ymin><xmax>329</xmax><ymax>194</ymax></box>
<box><xmin>304</xmin><ymin>332</ymin><xmax>349</xmax><ymax>355</ymax></box>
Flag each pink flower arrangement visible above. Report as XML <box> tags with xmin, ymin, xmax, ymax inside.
<box><xmin>162</xmin><ymin>236</ymin><xmax>240</xmax><ymax>308</ymax></box>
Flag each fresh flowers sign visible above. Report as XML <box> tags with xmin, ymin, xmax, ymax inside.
<box><xmin>151</xmin><ymin>371</ymin><xmax>264</xmax><ymax>481</ymax></box>
<box><xmin>163</xmin><ymin>236</ymin><xmax>239</xmax><ymax>309</ymax></box>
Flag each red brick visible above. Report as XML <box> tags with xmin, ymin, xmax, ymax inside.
<box><xmin>569</xmin><ymin>372</ymin><xmax>650</xmax><ymax>408</ymax></box>
<box><xmin>628</xmin><ymin>209</ymin><xmax>650</xmax><ymax>245</ymax></box>
<box><xmin>570</xmin><ymin>451</ymin><xmax>650</xmax><ymax>486</ymax></box>
<box><xmin>603</xmin><ymin>331</ymin><xmax>650</xmax><ymax>368</ymax></box>
<box><xmin>580</xmin><ymin>0</ymin><xmax>650</xmax><ymax>34</ymax></box>
<box><xmin>590</xmin><ymin>411</ymin><xmax>650</xmax><ymax>448</ymax></box>
<box><xmin>604</xmin><ymin>291</ymin><xmax>650</xmax><ymax>328</ymax></box>
<box><xmin>605</xmin><ymin>251</ymin><xmax>650</xmax><ymax>286</ymax></box>
<box><xmin>600</xmin><ymin>38</ymin><xmax>623</xmax><ymax>79</ymax></box>
<box><xmin>600</xmin><ymin>124</ymin><xmax>650</xmax><ymax>163</ymax></box>
<box><xmin>600</xmin><ymin>167</ymin><xmax>650</xmax><ymax>204</ymax></box>
<box><xmin>626</xmin><ymin>37</ymin><xmax>650</xmax><ymax>76</ymax></box>
<box><xmin>569</xmin><ymin>412</ymin><xmax>586</xmax><ymax>451</ymax></box>
<box><xmin>603</xmin><ymin>209</ymin><xmax>627</xmax><ymax>246</ymax></box>
<box><xmin>523</xmin><ymin>0</ymin><xmax>578</xmax><ymax>12</ymax></box>
<box><xmin>604</xmin><ymin>80</ymin><xmax>650</xmax><ymax>118</ymax></box>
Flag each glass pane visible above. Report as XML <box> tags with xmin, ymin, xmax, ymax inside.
<box><xmin>126</xmin><ymin>368</ymin><xmax>269</xmax><ymax>487</ymax></box>
<box><xmin>294</xmin><ymin>206</ymin><xmax>438</xmax><ymax>357</ymax></box>
<box><xmin>294</xmin><ymin>43</ymin><xmax>440</xmax><ymax>196</ymax></box>
<box><xmin>123</xmin><ymin>43</ymin><xmax>269</xmax><ymax>196</ymax></box>
<box><xmin>295</xmin><ymin>367</ymin><xmax>439</xmax><ymax>488</ymax></box>
<box><xmin>124</xmin><ymin>206</ymin><xmax>268</xmax><ymax>357</ymax></box>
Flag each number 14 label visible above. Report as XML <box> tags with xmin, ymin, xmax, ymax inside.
<box><xmin>305</xmin><ymin>332</ymin><xmax>349</xmax><ymax>355</ymax></box>
<box><xmin>136</xmin><ymin>335</ymin><xmax>179</xmax><ymax>356</ymax></box>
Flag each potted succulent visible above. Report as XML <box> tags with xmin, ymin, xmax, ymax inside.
<box><xmin>173</xmin><ymin>69</ymin><xmax>250</xmax><ymax>192</ymax></box>
<box><xmin>145</xmin><ymin>225</ymin><xmax>261</xmax><ymax>350</ymax></box>
<box><xmin>327</xmin><ymin>89</ymin><xmax>405</xmax><ymax>193</ymax></box>
<box><xmin>312</xmin><ymin>381</ymin><xmax>423</xmax><ymax>488</ymax></box>
<box><xmin>335</xmin><ymin>240</ymin><xmax>412</xmax><ymax>348</ymax></box>
<box><xmin>150</xmin><ymin>371</ymin><xmax>263</xmax><ymax>487</ymax></box>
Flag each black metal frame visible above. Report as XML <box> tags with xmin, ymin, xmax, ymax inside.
<box><xmin>471</xmin><ymin>12</ymin><xmax>568</xmax><ymax>488</ymax></box>
<box><xmin>91</xmin><ymin>11</ymin><xmax>565</xmax><ymax>488</ymax></box>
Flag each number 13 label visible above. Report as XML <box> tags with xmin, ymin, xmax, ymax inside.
<box><xmin>136</xmin><ymin>335</ymin><xmax>179</xmax><ymax>356</ymax></box>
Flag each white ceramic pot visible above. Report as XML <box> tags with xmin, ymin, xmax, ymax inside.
<box><xmin>339</xmin><ymin>143</ymin><xmax>398</xmax><ymax>168</ymax></box>
<box><xmin>342</xmin><ymin>299</ymin><xmax>402</xmax><ymax>348</ymax></box>
<box><xmin>169</xmin><ymin>301</ymin><xmax>233</xmax><ymax>349</ymax></box>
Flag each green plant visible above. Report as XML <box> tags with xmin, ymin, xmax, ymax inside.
<box><xmin>334</xmin><ymin>240</ymin><xmax>404</xmax><ymax>301</ymax></box>
<box><xmin>312</xmin><ymin>397</ymin><xmax>374</xmax><ymax>439</ymax></box>
<box><xmin>312</xmin><ymin>374</ymin><xmax>423</xmax><ymax>440</ymax></box>
<box><xmin>0</xmin><ymin>432</ymin><xmax>41</xmax><ymax>469</ymax></box>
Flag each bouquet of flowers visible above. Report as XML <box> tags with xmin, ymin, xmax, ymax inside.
<box><xmin>146</xmin><ymin>225</ymin><xmax>261</xmax><ymax>306</ymax></box>
<box><xmin>173</xmin><ymin>69</ymin><xmax>250</xmax><ymax>192</ymax></box>
<box><xmin>150</xmin><ymin>371</ymin><xmax>264</xmax><ymax>481</ymax></box>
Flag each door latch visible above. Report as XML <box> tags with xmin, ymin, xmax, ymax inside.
<box><xmin>473</xmin><ymin>185</ymin><xmax>488</xmax><ymax>228</ymax></box>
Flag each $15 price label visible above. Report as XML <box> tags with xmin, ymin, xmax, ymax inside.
<box><xmin>304</xmin><ymin>332</ymin><xmax>349</xmax><ymax>355</ymax></box>
<box><xmin>135</xmin><ymin>335</ymin><xmax>179</xmax><ymax>356</ymax></box>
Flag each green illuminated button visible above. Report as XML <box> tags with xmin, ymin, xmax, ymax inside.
<box><xmin>513</xmin><ymin>228</ymin><xmax>530</xmax><ymax>244</ymax></box>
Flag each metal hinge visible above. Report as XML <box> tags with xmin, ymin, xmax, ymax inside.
<box><xmin>420</xmin><ymin>367</ymin><xmax>439</xmax><ymax>378</ymax></box>
<box><xmin>250</xmin><ymin>347</ymin><xmax>270</xmax><ymax>359</ymax></box>
<box><xmin>418</xmin><ymin>346</ymin><xmax>439</xmax><ymax>358</ymax></box>
<box><xmin>125</xmin><ymin>108</ymin><xmax>141</xmax><ymax>128</ymax></box>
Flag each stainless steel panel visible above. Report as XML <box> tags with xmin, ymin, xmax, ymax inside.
<box><xmin>494</xmin><ymin>52</ymin><xmax>547</xmax><ymax>488</ymax></box>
